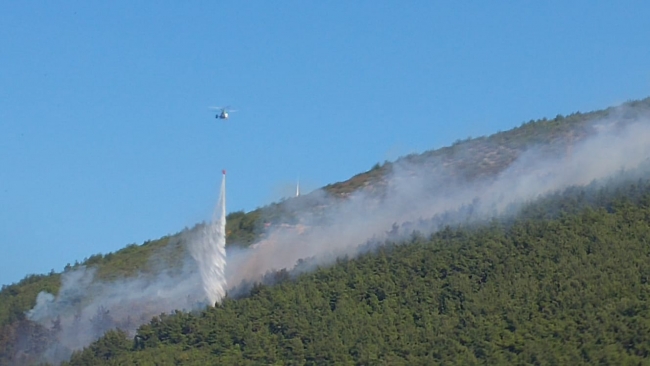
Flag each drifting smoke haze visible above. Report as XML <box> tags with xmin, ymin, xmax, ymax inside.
<box><xmin>20</xmin><ymin>105</ymin><xmax>650</xmax><ymax>365</ymax></box>
<box><xmin>225</xmin><ymin>108</ymin><xmax>650</xmax><ymax>288</ymax></box>
<box><xmin>25</xmin><ymin>265</ymin><xmax>203</xmax><ymax>362</ymax></box>
<box><xmin>22</xmin><ymin>175</ymin><xmax>228</xmax><ymax>365</ymax></box>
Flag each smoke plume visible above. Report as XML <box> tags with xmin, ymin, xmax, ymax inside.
<box><xmin>19</xmin><ymin>103</ymin><xmax>650</xmax><ymax>365</ymax></box>
<box><xmin>225</xmin><ymin>108</ymin><xmax>650</xmax><ymax>289</ymax></box>
<box><xmin>21</xmin><ymin>175</ymin><xmax>228</xmax><ymax>364</ymax></box>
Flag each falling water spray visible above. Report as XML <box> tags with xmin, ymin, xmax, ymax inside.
<box><xmin>189</xmin><ymin>170</ymin><xmax>228</xmax><ymax>306</ymax></box>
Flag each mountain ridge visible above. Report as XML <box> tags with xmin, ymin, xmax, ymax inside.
<box><xmin>2</xmin><ymin>96</ymin><xmax>650</xmax><ymax>365</ymax></box>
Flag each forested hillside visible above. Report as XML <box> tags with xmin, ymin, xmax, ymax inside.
<box><xmin>2</xmin><ymin>97</ymin><xmax>650</xmax><ymax>365</ymax></box>
<box><xmin>64</xmin><ymin>177</ymin><xmax>650</xmax><ymax>365</ymax></box>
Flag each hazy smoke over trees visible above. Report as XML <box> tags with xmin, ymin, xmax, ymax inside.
<box><xmin>225</xmin><ymin>108</ymin><xmax>650</xmax><ymax>289</ymax></box>
<box><xmin>22</xmin><ymin>175</ymin><xmax>228</xmax><ymax>364</ymax></box>
<box><xmin>20</xmin><ymin>105</ymin><xmax>650</xmax><ymax>365</ymax></box>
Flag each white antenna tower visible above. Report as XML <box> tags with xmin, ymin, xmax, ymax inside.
<box><xmin>296</xmin><ymin>177</ymin><xmax>300</xmax><ymax>197</ymax></box>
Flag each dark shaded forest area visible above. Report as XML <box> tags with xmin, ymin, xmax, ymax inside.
<box><xmin>63</xmin><ymin>178</ymin><xmax>650</xmax><ymax>365</ymax></box>
<box><xmin>2</xmin><ymin>98</ymin><xmax>650</xmax><ymax>365</ymax></box>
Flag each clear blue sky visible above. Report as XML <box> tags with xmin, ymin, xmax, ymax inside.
<box><xmin>1</xmin><ymin>1</ymin><xmax>649</xmax><ymax>286</ymax></box>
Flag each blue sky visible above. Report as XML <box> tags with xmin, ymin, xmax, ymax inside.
<box><xmin>1</xmin><ymin>1</ymin><xmax>649</xmax><ymax>286</ymax></box>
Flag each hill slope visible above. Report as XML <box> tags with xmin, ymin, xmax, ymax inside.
<box><xmin>66</xmin><ymin>178</ymin><xmax>650</xmax><ymax>365</ymax></box>
<box><xmin>2</xmin><ymin>97</ymin><xmax>650</xmax><ymax>365</ymax></box>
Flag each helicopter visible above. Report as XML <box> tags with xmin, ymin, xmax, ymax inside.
<box><xmin>209</xmin><ymin>106</ymin><xmax>237</xmax><ymax>120</ymax></box>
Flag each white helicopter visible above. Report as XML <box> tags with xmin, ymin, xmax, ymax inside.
<box><xmin>209</xmin><ymin>106</ymin><xmax>237</xmax><ymax>120</ymax></box>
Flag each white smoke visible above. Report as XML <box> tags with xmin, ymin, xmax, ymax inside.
<box><xmin>22</xmin><ymin>265</ymin><xmax>204</xmax><ymax>364</ymax></box>
<box><xmin>225</xmin><ymin>109</ymin><xmax>650</xmax><ymax>289</ymax></box>
<box><xmin>18</xmin><ymin>103</ymin><xmax>650</xmax><ymax>365</ymax></box>
<box><xmin>21</xmin><ymin>175</ymin><xmax>228</xmax><ymax>364</ymax></box>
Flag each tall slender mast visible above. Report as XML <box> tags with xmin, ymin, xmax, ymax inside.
<box><xmin>296</xmin><ymin>178</ymin><xmax>300</xmax><ymax>197</ymax></box>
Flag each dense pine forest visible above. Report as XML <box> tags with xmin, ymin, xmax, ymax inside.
<box><xmin>2</xmin><ymin>98</ymin><xmax>650</xmax><ymax>365</ymax></box>
<box><xmin>62</xmin><ymin>177</ymin><xmax>650</xmax><ymax>365</ymax></box>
